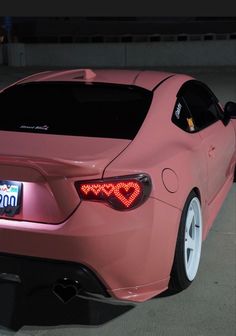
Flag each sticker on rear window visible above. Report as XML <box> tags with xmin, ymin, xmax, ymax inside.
<box><xmin>175</xmin><ymin>102</ymin><xmax>182</xmax><ymax>119</ymax></box>
<box><xmin>187</xmin><ymin>117</ymin><xmax>195</xmax><ymax>131</ymax></box>
<box><xmin>19</xmin><ymin>125</ymin><xmax>49</xmax><ymax>131</ymax></box>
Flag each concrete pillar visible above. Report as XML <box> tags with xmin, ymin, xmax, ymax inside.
<box><xmin>7</xmin><ymin>43</ymin><xmax>26</xmax><ymax>66</ymax></box>
<box><xmin>0</xmin><ymin>45</ymin><xmax>3</xmax><ymax>64</ymax></box>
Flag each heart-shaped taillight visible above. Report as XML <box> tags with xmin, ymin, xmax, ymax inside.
<box><xmin>113</xmin><ymin>182</ymin><xmax>141</xmax><ymax>208</ymax></box>
<box><xmin>76</xmin><ymin>174</ymin><xmax>152</xmax><ymax>210</ymax></box>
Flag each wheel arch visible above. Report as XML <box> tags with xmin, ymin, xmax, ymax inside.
<box><xmin>192</xmin><ymin>187</ymin><xmax>201</xmax><ymax>204</ymax></box>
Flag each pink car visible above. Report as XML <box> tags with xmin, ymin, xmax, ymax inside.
<box><xmin>0</xmin><ymin>69</ymin><xmax>236</xmax><ymax>309</ymax></box>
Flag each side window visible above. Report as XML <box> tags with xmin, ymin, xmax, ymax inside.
<box><xmin>180</xmin><ymin>81</ymin><xmax>220</xmax><ymax>130</ymax></box>
<box><xmin>171</xmin><ymin>97</ymin><xmax>196</xmax><ymax>132</ymax></box>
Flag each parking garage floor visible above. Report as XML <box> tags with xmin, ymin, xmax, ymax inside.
<box><xmin>0</xmin><ymin>65</ymin><xmax>235</xmax><ymax>336</ymax></box>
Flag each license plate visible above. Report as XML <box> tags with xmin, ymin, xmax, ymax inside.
<box><xmin>0</xmin><ymin>181</ymin><xmax>22</xmax><ymax>217</ymax></box>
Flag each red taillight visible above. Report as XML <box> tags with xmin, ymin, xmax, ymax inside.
<box><xmin>80</xmin><ymin>181</ymin><xmax>141</xmax><ymax>208</ymax></box>
<box><xmin>75</xmin><ymin>174</ymin><xmax>152</xmax><ymax>211</ymax></box>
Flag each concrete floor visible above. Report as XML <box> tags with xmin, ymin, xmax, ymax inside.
<box><xmin>0</xmin><ymin>65</ymin><xmax>235</xmax><ymax>336</ymax></box>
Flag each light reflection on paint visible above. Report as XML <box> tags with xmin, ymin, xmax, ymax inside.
<box><xmin>1</xmin><ymin>181</ymin><xmax>61</xmax><ymax>224</ymax></box>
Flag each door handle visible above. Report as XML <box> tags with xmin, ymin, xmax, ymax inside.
<box><xmin>208</xmin><ymin>146</ymin><xmax>216</xmax><ymax>157</ymax></box>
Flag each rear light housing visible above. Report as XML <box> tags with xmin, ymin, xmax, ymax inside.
<box><xmin>75</xmin><ymin>174</ymin><xmax>152</xmax><ymax>211</ymax></box>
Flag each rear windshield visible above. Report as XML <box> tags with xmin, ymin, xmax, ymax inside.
<box><xmin>0</xmin><ymin>82</ymin><xmax>153</xmax><ymax>139</ymax></box>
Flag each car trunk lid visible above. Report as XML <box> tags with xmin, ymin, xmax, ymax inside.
<box><xmin>0</xmin><ymin>132</ymin><xmax>130</xmax><ymax>224</ymax></box>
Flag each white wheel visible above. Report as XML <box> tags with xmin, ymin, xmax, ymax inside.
<box><xmin>170</xmin><ymin>191</ymin><xmax>203</xmax><ymax>291</ymax></box>
<box><xmin>184</xmin><ymin>197</ymin><xmax>202</xmax><ymax>281</ymax></box>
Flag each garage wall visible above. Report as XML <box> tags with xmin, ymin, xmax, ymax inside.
<box><xmin>6</xmin><ymin>40</ymin><xmax>236</xmax><ymax>67</ymax></box>
<box><xmin>126</xmin><ymin>41</ymin><xmax>236</xmax><ymax>67</ymax></box>
<box><xmin>26</xmin><ymin>43</ymin><xmax>126</xmax><ymax>67</ymax></box>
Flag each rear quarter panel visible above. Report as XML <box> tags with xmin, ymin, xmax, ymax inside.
<box><xmin>104</xmin><ymin>75</ymin><xmax>209</xmax><ymax>230</ymax></box>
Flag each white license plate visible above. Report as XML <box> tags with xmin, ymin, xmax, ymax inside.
<box><xmin>0</xmin><ymin>181</ymin><xmax>22</xmax><ymax>216</ymax></box>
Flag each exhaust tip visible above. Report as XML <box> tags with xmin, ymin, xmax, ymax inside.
<box><xmin>52</xmin><ymin>277</ymin><xmax>81</xmax><ymax>304</ymax></box>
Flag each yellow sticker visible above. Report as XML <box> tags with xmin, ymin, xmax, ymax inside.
<box><xmin>187</xmin><ymin>117</ymin><xmax>195</xmax><ymax>131</ymax></box>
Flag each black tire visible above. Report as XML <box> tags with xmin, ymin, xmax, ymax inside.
<box><xmin>169</xmin><ymin>191</ymin><xmax>202</xmax><ymax>292</ymax></box>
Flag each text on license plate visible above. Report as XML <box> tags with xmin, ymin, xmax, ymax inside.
<box><xmin>0</xmin><ymin>181</ymin><xmax>22</xmax><ymax>209</ymax></box>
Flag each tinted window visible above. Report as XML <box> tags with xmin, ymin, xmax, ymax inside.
<box><xmin>179</xmin><ymin>81</ymin><xmax>220</xmax><ymax>130</ymax></box>
<box><xmin>0</xmin><ymin>82</ymin><xmax>153</xmax><ymax>140</ymax></box>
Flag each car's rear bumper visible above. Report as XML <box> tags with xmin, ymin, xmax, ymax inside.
<box><xmin>0</xmin><ymin>253</ymin><xmax>107</xmax><ymax>330</ymax></box>
<box><xmin>0</xmin><ymin>252</ymin><xmax>109</xmax><ymax>298</ymax></box>
<box><xmin>0</xmin><ymin>197</ymin><xmax>181</xmax><ymax>302</ymax></box>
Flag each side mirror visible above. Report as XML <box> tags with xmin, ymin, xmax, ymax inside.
<box><xmin>224</xmin><ymin>101</ymin><xmax>236</xmax><ymax>119</ymax></box>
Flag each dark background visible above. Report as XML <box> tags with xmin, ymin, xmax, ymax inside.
<box><xmin>0</xmin><ymin>17</ymin><xmax>236</xmax><ymax>44</ymax></box>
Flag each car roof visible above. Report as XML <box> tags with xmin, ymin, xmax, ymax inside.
<box><xmin>16</xmin><ymin>69</ymin><xmax>183</xmax><ymax>91</ymax></box>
